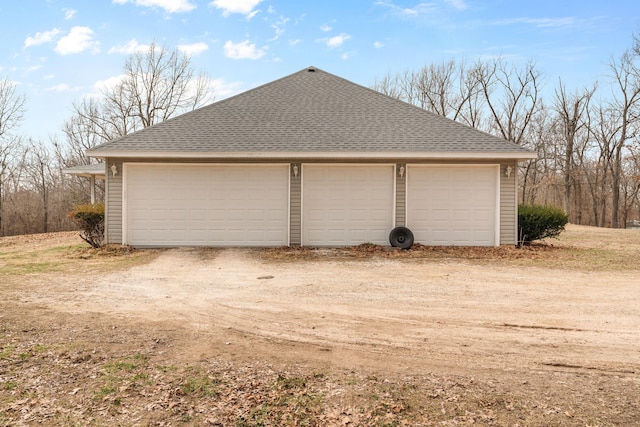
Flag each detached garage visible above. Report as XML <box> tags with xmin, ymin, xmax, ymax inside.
<box><xmin>87</xmin><ymin>66</ymin><xmax>536</xmax><ymax>247</ymax></box>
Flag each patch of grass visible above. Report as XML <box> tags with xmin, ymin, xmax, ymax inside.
<box><xmin>276</xmin><ymin>374</ymin><xmax>307</xmax><ymax>390</ymax></box>
<box><xmin>0</xmin><ymin>345</ymin><xmax>15</xmax><ymax>359</ymax></box>
<box><xmin>96</xmin><ymin>385</ymin><xmax>117</xmax><ymax>397</ymax></box>
<box><xmin>1</xmin><ymin>261</ymin><xmax>67</xmax><ymax>275</ymax></box>
<box><xmin>78</xmin><ymin>247</ymin><xmax>160</xmax><ymax>273</ymax></box>
<box><xmin>104</xmin><ymin>360</ymin><xmax>138</xmax><ymax>372</ymax></box>
<box><xmin>132</xmin><ymin>372</ymin><xmax>150</xmax><ymax>382</ymax></box>
<box><xmin>0</xmin><ymin>243</ymin><xmax>87</xmax><ymax>276</ymax></box>
<box><xmin>93</xmin><ymin>354</ymin><xmax>152</xmax><ymax>402</ymax></box>
<box><xmin>2</xmin><ymin>381</ymin><xmax>17</xmax><ymax>391</ymax></box>
<box><xmin>0</xmin><ymin>232</ymin><xmax>160</xmax><ymax>282</ymax></box>
<box><xmin>32</xmin><ymin>344</ymin><xmax>49</xmax><ymax>353</ymax></box>
<box><xmin>44</xmin><ymin>244</ymin><xmax>88</xmax><ymax>253</ymax></box>
<box><xmin>181</xmin><ymin>373</ymin><xmax>220</xmax><ymax>397</ymax></box>
<box><xmin>103</xmin><ymin>354</ymin><xmax>148</xmax><ymax>373</ymax></box>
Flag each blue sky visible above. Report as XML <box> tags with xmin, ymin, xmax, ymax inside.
<box><xmin>1</xmin><ymin>0</ymin><xmax>638</xmax><ymax>141</ymax></box>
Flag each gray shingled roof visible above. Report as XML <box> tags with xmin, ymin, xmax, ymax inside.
<box><xmin>88</xmin><ymin>66</ymin><xmax>535</xmax><ymax>158</ymax></box>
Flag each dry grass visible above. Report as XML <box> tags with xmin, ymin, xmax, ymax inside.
<box><xmin>1</xmin><ymin>226</ymin><xmax>639</xmax><ymax>426</ymax></box>
<box><xmin>0</xmin><ymin>231</ymin><xmax>159</xmax><ymax>280</ymax></box>
<box><xmin>2</xmin><ymin>312</ymin><xmax>635</xmax><ymax>426</ymax></box>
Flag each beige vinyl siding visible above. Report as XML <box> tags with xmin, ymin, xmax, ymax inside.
<box><xmin>105</xmin><ymin>159</ymin><xmax>123</xmax><ymax>244</ymax></box>
<box><xmin>395</xmin><ymin>163</ymin><xmax>406</xmax><ymax>227</ymax></box>
<box><xmin>290</xmin><ymin>163</ymin><xmax>302</xmax><ymax>246</ymax></box>
<box><xmin>499</xmin><ymin>162</ymin><xmax>517</xmax><ymax>245</ymax></box>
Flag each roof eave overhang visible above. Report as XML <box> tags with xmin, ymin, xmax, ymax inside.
<box><xmin>88</xmin><ymin>150</ymin><xmax>538</xmax><ymax>161</ymax></box>
<box><xmin>62</xmin><ymin>168</ymin><xmax>106</xmax><ymax>178</ymax></box>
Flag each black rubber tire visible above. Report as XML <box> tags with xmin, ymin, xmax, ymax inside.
<box><xmin>389</xmin><ymin>227</ymin><xmax>414</xmax><ymax>250</ymax></box>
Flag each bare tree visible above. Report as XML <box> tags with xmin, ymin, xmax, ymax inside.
<box><xmin>124</xmin><ymin>43</ymin><xmax>212</xmax><ymax>127</ymax></box>
<box><xmin>0</xmin><ymin>77</ymin><xmax>26</xmax><ymax>236</ymax></box>
<box><xmin>21</xmin><ymin>140</ymin><xmax>58</xmax><ymax>233</ymax></box>
<box><xmin>605</xmin><ymin>50</ymin><xmax>640</xmax><ymax>227</ymax></box>
<box><xmin>553</xmin><ymin>79</ymin><xmax>596</xmax><ymax>220</ymax></box>
<box><xmin>66</xmin><ymin>42</ymin><xmax>215</xmax><ymax>152</ymax></box>
<box><xmin>473</xmin><ymin>58</ymin><xmax>545</xmax><ymax>203</ymax></box>
<box><xmin>371</xmin><ymin>61</ymin><xmax>486</xmax><ymax>128</ymax></box>
<box><xmin>476</xmin><ymin>58</ymin><xmax>543</xmax><ymax>145</ymax></box>
<box><xmin>413</xmin><ymin>60</ymin><xmax>486</xmax><ymax>126</ymax></box>
<box><xmin>518</xmin><ymin>104</ymin><xmax>558</xmax><ymax>205</ymax></box>
<box><xmin>59</xmin><ymin>101</ymin><xmax>109</xmax><ymax>167</ymax></box>
<box><xmin>0</xmin><ymin>78</ymin><xmax>25</xmax><ymax>140</ymax></box>
<box><xmin>621</xmin><ymin>148</ymin><xmax>640</xmax><ymax>225</ymax></box>
<box><xmin>371</xmin><ymin>72</ymin><xmax>404</xmax><ymax>99</ymax></box>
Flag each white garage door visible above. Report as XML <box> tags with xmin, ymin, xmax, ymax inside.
<box><xmin>125</xmin><ymin>164</ymin><xmax>289</xmax><ymax>246</ymax></box>
<box><xmin>303</xmin><ymin>165</ymin><xmax>394</xmax><ymax>246</ymax></box>
<box><xmin>407</xmin><ymin>165</ymin><xmax>498</xmax><ymax>246</ymax></box>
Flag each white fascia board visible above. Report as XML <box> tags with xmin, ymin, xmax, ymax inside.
<box><xmin>88</xmin><ymin>150</ymin><xmax>538</xmax><ymax>160</ymax></box>
<box><xmin>62</xmin><ymin>168</ymin><xmax>106</xmax><ymax>178</ymax></box>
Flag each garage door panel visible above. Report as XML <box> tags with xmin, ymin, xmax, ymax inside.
<box><xmin>407</xmin><ymin>166</ymin><xmax>497</xmax><ymax>246</ymax></box>
<box><xmin>303</xmin><ymin>166</ymin><xmax>394</xmax><ymax>246</ymax></box>
<box><xmin>474</xmin><ymin>209</ymin><xmax>492</xmax><ymax>221</ymax></box>
<box><xmin>125</xmin><ymin>164</ymin><xmax>288</xmax><ymax>246</ymax></box>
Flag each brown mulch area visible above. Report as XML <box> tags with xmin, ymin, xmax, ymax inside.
<box><xmin>261</xmin><ymin>242</ymin><xmax>560</xmax><ymax>261</ymax></box>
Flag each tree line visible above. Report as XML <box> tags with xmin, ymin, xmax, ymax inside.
<box><xmin>0</xmin><ymin>36</ymin><xmax>639</xmax><ymax>237</ymax></box>
<box><xmin>372</xmin><ymin>34</ymin><xmax>640</xmax><ymax>228</ymax></box>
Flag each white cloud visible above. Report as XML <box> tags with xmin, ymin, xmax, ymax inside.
<box><xmin>210</xmin><ymin>0</ymin><xmax>262</xmax><ymax>17</ymax></box>
<box><xmin>108</xmin><ymin>39</ymin><xmax>150</xmax><ymax>54</ymax></box>
<box><xmin>444</xmin><ymin>0</ymin><xmax>468</xmax><ymax>10</ymax></box>
<box><xmin>289</xmin><ymin>39</ymin><xmax>302</xmax><ymax>46</ymax></box>
<box><xmin>24</xmin><ymin>28</ymin><xmax>62</xmax><ymax>48</ymax></box>
<box><xmin>373</xmin><ymin>41</ymin><xmax>384</xmax><ymax>48</ymax></box>
<box><xmin>112</xmin><ymin>0</ymin><xmax>196</xmax><ymax>14</ymax></box>
<box><xmin>45</xmin><ymin>83</ymin><xmax>80</xmax><ymax>92</ymax></box>
<box><xmin>494</xmin><ymin>17</ymin><xmax>575</xmax><ymax>28</ymax></box>
<box><xmin>246</xmin><ymin>10</ymin><xmax>260</xmax><ymax>20</ymax></box>
<box><xmin>374</xmin><ymin>1</ymin><xmax>437</xmax><ymax>17</ymax></box>
<box><xmin>325</xmin><ymin>33</ymin><xmax>351</xmax><ymax>49</ymax></box>
<box><xmin>26</xmin><ymin>65</ymin><xmax>42</xmax><ymax>72</ymax></box>
<box><xmin>44</xmin><ymin>74</ymin><xmax>55</xmax><ymax>80</ymax></box>
<box><xmin>207</xmin><ymin>78</ymin><xmax>243</xmax><ymax>99</ymax></box>
<box><xmin>177</xmin><ymin>42</ymin><xmax>209</xmax><ymax>56</ymax></box>
<box><xmin>64</xmin><ymin>8</ymin><xmax>77</xmax><ymax>20</ymax></box>
<box><xmin>223</xmin><ymin>40</ymin><xmax>265</xmax><ymax>60</ymax></box>
<box><xmin>47</xmin><ymin>83</ymin><xmax>70</xmax><ymax>91</ymax></box>
<box><xmin>91</xmin><ymin>75</ymin><xmax>127</xmax><ymax>97</ymax></box>
<box><xmin>55</xmin><ymin>26</ymin><xmax>100</xmax><ymax>55</ymax></box>
<box><xmin>340</xmin><ymin>52</ymin><xmax>351</xmax><ymax>60</ymax></box>
<box><xmin>269</xmin><ymin>16</ymin><xmax>289</xmax><ymax>41</ymax></box>
<box><xmin>320</xmin><ymin>24</ymin><xmax>332</xmax><ymax>32</ymax></box>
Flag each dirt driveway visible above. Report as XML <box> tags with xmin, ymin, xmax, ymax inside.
<box><xmin>36</xmin><ymin>245</ymin><xmax>640</xmax><ymax>376</ymax></box>
<box><xmin>2</xmin><ymin>226</ymin><xmax>640</xmax><ymax>425</ymax></box>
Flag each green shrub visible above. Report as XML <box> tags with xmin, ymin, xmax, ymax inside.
<box><xmin>518</xmin><ymin>204</ymin><xmax>568</xmax><ymax>246</ymax></box>
<box><xmin>68</xmin><ymin>203</ymin><xmax>105</xmax><ymax>248</ymax></box>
